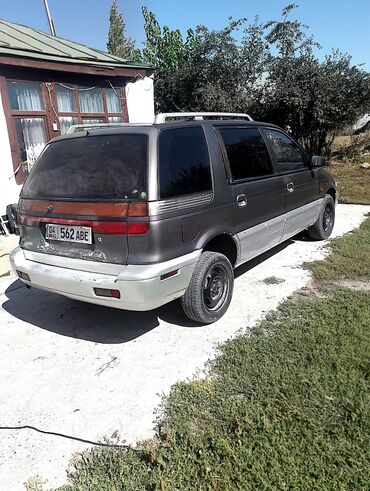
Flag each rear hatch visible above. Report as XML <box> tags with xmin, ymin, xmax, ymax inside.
<box><xmin>18</xmin><ymin>131</ymin><xmax>149</xmax><ymax>272</ymax></box>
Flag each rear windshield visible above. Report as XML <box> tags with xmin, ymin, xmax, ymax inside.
<box><xmin>22</xmin><ymin>134</ymin><xmax>148</xmax><ymax>200</ymax></box>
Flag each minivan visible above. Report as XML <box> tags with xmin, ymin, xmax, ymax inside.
<box><xmin>11</xmin><ymin>113</ymin><xmax>337</xmax><ymax>323</ymax></box>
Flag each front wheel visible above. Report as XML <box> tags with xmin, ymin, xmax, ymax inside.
<box><xmin>181</xmin><ymin>251</ymin><xmax>234</xmax><ymax>324</ymax></box>
<box><xmin>307</xmin><ymin>194</ymin><xmax>335</xmax><ymax>240</ymax></box>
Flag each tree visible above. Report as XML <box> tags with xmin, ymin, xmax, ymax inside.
<box><xmin>140</xmin><ymin>4</ymin><xmax>370</xmax><ymax>154</ymax></box>
<box><xmin>260</xmin><ymin>4</ymin><xmax>370</xmax><ymax>154</ymax></box>
<box><xmin>142</xmin><ymin>7</ymin><xmax>250</xmax><ymax>113</ymax></box>
<box><xmin>107</xmin><ymin>0</ymin><xmax>140</xmax><ymax>60</ymax></box>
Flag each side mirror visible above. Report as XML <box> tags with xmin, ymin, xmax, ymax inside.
<box><xmin>311</xmin><ymin>155</ymin><xmax>326</xmax><ymax>167</ymax></box>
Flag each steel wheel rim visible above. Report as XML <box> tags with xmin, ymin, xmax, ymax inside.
<box><xmin>323</xmin><ymin>204</ymin><xmax>333</xmax><ymax>232</ymax></box>
<box><xmin>203</xmin><ymin>264</ymin><xmax>229</xmax><ymax>311</ymax></box>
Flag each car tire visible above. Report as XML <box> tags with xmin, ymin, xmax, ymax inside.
<box><xmin>307</xmin><ymin>194</ymin><xmax>335</xmax><ymax>240</ymax></box>
<box><xmin>181</xmin><ymin>251</ymin><xmax>234</xmax><ymax>324</ymax></box>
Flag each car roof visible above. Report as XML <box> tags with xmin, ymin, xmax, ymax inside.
<box><xmin>50</xmin><ymin>119</ymin><xmax>282</xmax><ymax>144</ymax></box>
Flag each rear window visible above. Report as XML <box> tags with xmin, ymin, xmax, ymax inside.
<box><xmin>22</xmin><ymin>134</ymin><xmax>148</xmax><ymax>200</ymax></box>
<box><xmin>158</xmin><ymin>127</ymin><xmax>212</xmax><ymax>199</ymax></box>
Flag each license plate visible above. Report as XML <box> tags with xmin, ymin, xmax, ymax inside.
<box><xmin>46</xmin><ymin>224</ymin><xmax>92</xmax><ymax>244</ymax></box>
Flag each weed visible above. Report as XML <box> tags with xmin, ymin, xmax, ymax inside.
<box><xmin>262</xmin><ymin>276</ymin><xmax>285</xmax><ymax>285</ymax></box>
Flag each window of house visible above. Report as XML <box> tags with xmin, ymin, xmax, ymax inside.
<box><xmin>59</xmin><ymin>116</ymin><xmax>78</xmax><ymax>135</ymax></box>
<box><xmin>14</xmin><ymin>118</ymin><xmax>48</xmax><ymax>166</ymax></box>
<box><xmin>78</xmin><ymin>87</ymin><xmax>104</xmax><ymax>113</ymax></box>
<box><xmin>108</xmin><ymin>116</ymin><xmax>124</xmax><ymax>123</ymax></box>
<box><xmin>6</xmin><ymin>80</ymin><xmax>127</xmax><ymax>173</ymax></box>
<box><xmin>56</xmin><ymin>84</ymin><xmax>76</xmax><ymax>112</ymax></box>
<box><xmin>7</xmin><ymin>81</ymin><xmax>48</xmax><ymax>168</ymax></box>
<box><xmin>265</xmin><ymin>129</ymin><xmax>307</xmax><ymax>172</ymax></box>
<box><xmin>219</xmin><ymin>127</ymin><xmax>273</xmax><ymax>180</ymax></box>
<box><xmin>158</xmin><ymin>127</ymin><xmax>212</xmax><ymax>199</ymax></box>
<box><xmin>7</xmin><ymin>81</ymin><xmax>44</xmax><ymax>111</ymax></box>
<box><xmin>105</xmin><ymin>88</ymin><xmax>121</xmax><ymax>113</ymax></box>
<box><xmin>55</xmin><ymin>83</ymin><xmax>124</xmax><ymax>134</ymax></box>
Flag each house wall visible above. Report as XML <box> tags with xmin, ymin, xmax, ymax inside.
<box><xmin>126</xmin><ymin>76</ymin><xmax>154</xmax><ymax>123</ymax></box>
<box><xmin>0</xmin><ymin>90</ymin><xmax>21</xmax><ymax>214</ymax></box>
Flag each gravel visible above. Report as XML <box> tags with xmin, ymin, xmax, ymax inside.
<box><xmin>0</xmin><ymin>203</ymin><xmax>369</xmax><ymax>490</ymax></box>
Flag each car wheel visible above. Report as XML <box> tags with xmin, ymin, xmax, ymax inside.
<box><xmin>181</xmin><ymin>251</ymin><xmax>234</xmax><ymax>324</ymax></box>
<box><xmin>307</xmin><ymin>194</ymin><xmax>335</xmax><ymax>240</ymax></box>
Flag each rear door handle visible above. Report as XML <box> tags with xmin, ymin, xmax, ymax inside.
<box><xmin>236</xmin><ymin>194</ymin><xmax>247</xmax><ymax>207</ymax></box>
<box><xmin>287</xmin><ymin>182</ymin><xmax>294</xmax><ymax>193</ymax></box>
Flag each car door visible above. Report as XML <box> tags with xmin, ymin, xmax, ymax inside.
<box><xmin>263</xmin><ymin>128</ymin><xmax>321</xmax><ymax>240</ymax></box>
<box><xmin>217</xmin><ymin>125</ymin><xmax>285</xmax><ymax>263</ymax></box>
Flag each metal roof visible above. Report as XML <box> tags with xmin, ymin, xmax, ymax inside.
<box><xmin>353</xmin><ymin>113</ymin><xmax>370</xmax><ymax>131</ymax></box>
<box><xmin>0</xmin><ymin>19</ymin><xmax>152</xmax><ymax>70</ymax></box>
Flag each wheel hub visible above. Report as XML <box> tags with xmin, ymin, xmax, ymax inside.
<box><xmin>323</xmin><ymin>204</ymin><xmax>333</xmax><ymax>232</ymax></box>
<box><xmin>203</xmin><ymin>266</ymin><xmax>229</xmax><ymax>311</ymax></box>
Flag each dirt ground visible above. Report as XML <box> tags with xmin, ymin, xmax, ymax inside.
<box><xmin>0</xmin><ymin>204</ymin><xmax>369</xmax><ymax>490</ymax></box>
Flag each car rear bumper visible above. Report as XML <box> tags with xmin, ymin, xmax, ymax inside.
<box><xmin>9</xmin><ymin>248</ymin><xmax>200</xmax><ymax>311</ymax></box>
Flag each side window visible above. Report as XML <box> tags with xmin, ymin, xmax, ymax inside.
<box><xmin>265</xmin><ymin>129</ymin><xmax>306</xmax><ymax>172</ymax></box>
<box><xmin>159</xmin><ymin>127</ymin><xmax>212</xmax><ymax>199</ymax></box>
<box><xmin>219</xmin><ymin>127</ymin><xmax>273</xmax><ymax>181</ymax></box>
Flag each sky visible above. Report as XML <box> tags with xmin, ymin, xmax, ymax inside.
<box><xmin>1</xmin><ymin>0</ymin><xmax>369</xmax><ymax>70</ymax></box>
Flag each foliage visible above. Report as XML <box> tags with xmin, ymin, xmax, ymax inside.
<box><xmin>140</xmin><ymin>4</ymin><xmax>370</xmax><ymax>155</ymax></box>
<box><xmin>57</xmin><ymin>218</ymin><xmax>370</xmax><ymax>490</ymax></box>
<box><xmin>107</xmin><ymin>0</ymin><xmax>140</xmax><ymax>61</ymax></box>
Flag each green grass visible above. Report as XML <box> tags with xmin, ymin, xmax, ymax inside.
<box><xmin>329</xmin><ymin>163</ymin><xmax>370</xmax><ymax>204</ymax></box>
<box><xmin>58</xmin><ymin>290</ymin><xmax>370</xmax><ymax>491</ymax></box>
<box><xmin>55</xmin><ymin>218</ymin><xmax>370</xmax><ymax>491</ymax></box>
<box><xmin>262</xmin><ymin>276</ymin><xmax>285</xmax><ymax>285</ymax></box>
<box><xmin>330</xmin><ymin>130</ymin><xmax>370</xmax><ymax>204</ymax></box>
<box><xmin>306</xmin><ymin>216</ymin><xmax>370</xmax><ymax>281</ymax></box>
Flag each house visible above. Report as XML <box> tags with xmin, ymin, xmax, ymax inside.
<box><xmin>0</xmin><ymin>19</ymin><xmax>154</xmax><ymax>215</ymax></box>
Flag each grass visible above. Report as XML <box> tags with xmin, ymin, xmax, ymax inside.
<box><xmin>329</xmin><ymin>162</ymin><xmax>370</xmax><ymax>204</ymax></box>
<box><xmin>329</xmin><ymin>130</ymin><xmax>370</xmax><ymax>204</ymax></box>
<box><xmin>54</xmin><ymin>217</ymin><xmax>370</xmax><ymax>491</ymax></box>
<box><xmin>306</xmin><ymin>216</ymin><xmax>370</xmax><ymax>281</ymax></box>
<box><xmin>262</xmin><ymin>276</ymin><xmax>285</xmax><ymax>285</ymax></box>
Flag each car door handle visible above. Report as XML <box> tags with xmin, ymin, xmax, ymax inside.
<box><xmin>287</xmin><ymin>182</ymin><xmax>294</xmax><ymax>193</ymax></box>
<box><xmin>236</xmin><ymin>194</ymin><xmax>248</xmax><ymax>207</ymax></box>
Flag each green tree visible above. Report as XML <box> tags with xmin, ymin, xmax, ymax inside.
<box><xmin>141</xmin><ymin>4</ymin><xmax>370</xmax><ymax>155</ymax></box>
<box><xmin>261</xmin><ymin>4</ymin><xmax>370</xmax><ymax>154</ymax></box>
<box><xmin>107</xmin><ymin>0</ymin><xmax>140</xmax><ymax>60</ymax></box>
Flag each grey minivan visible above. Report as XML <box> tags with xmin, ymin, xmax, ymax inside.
<box><xmin>11</xmin><ymin>113</ymin><xmax>337</xmax><ymax>323</ymax></box>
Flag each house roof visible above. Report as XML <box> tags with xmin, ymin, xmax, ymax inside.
<box><xmin>0</xmin><ymin>19</ymin><xmax>152</xmax><ymax>70</ymax></box>
<box><xmin>353</xmin><ymin>113</ymin><xmax>370</xmax><ymax>131</ymax></box>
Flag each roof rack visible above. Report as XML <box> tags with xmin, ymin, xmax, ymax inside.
<box><xmin>67</xmin><ymin>123</ymin><xmax>130</xmax><ymax>134</ymax></box>
<box><xmin>154</xmin><ymin>112</ymin><xmax>254</xmax><ymax>123</ymax></box>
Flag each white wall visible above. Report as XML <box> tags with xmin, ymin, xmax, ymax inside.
<box><xmin>126</xmin><ymin>76</ymin><xmax>155</xmax><ymax>124</ymax></box>
<box><xmin>0</xmin><ymin>91</ymin><xmax>22</xmax><ymax>215</ymax></box>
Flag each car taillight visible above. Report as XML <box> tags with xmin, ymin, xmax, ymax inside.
<box><xmin>128</xmin><ymin>202</ymin><xmax>148</xmax><ymax>217</ymax></box>
<box><xmin>18</xmin><ymin>201</ymin><xmax>150</xmax><ymax>235</ymax></box>
<box><xmin>127</xmin><ymin>222</ymin><xmax>149</xmax><ymax>234</ymax></box>
<box><xmin>127</xmin><ymin>202</ymin><xmax>149</xmax><ymax>234</ymax></box>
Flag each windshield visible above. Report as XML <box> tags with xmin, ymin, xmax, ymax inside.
<box><xmin>22</xmin><ymin>134</ymin><xmax>148</xmax><ymax>200</ymax></box>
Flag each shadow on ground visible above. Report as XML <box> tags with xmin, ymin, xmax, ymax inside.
<box><xmin>2</xmin><ymin>238</ymin><xmax>296</xmax><ymax>342</ymax></box>
<box><xmin>2</xmin><ymin>280</ymin><xmax>159</xmax><ymax>343</ymax></box>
